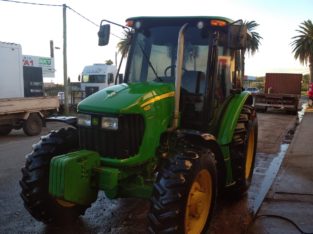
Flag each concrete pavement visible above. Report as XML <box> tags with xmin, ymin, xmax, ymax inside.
<box><xmin>248</xmin><ymin>108</ymin><xmax>313</xmax><ymax>234</ymax></box>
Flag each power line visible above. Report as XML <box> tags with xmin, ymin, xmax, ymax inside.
<box><xmin>0</xmin><ymin>0</ymin><xmax>99</xmax><ymax>28</ymax></box>
<box><xmin>0</xmin><ymin>0</ymin><xmax>123</xmax><ymax>38</ymax></box>
<box><xmin>0</xmin><ymin>0</ymin><xmax>61</xmax><ymax>7</ymax></box>
<box><xmin>67</xmin><ymin>6</ymin><xmax>99</xmax><ymax>27</ymax></box>
<box><xmin>66</xmin><ymin>6</ymin><xmax>123</xmax><ymax>39</ymax></box>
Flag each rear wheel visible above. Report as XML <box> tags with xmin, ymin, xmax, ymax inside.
<box><xmin>228</xmin><ymin>105</ymin><xmax>258</xmax><ymax>197</ymax></box>
<box><xmin>20</xmin><ymin>128</ymin><xmax>88</xmax><ymax>224</ymax></box>
<box><xmin>23</xmin><ymin>113</ymin><xmax>42</xmax><ymax>136</ymax></box>
<box><xmin>148</xmin><ymin>146</ymin><xmax>217</xmax><ymax>233</ymax></box>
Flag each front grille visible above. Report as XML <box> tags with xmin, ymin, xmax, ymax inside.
<box><xmin>78</xmin><ymin>114</ymin><xmax>145</xmax><ymax>159</ymax></box>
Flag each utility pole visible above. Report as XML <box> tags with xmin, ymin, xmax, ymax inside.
<box><xmin>50</xmin><ymin>40</ymin><xmax>54</xmax><ymax>58</ymax></box>
<box><xmin>63</xmin><ymin>4</ymin><xmax>69</xmax><ymax>115</ymax></box>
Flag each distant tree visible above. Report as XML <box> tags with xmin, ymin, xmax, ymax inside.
<box><xmin>291</xmin><ymin>19</ymin><xmax>313</xmax><ymax>82</ymax></box>
<box><xmin>105</xmin><ymin>59</ymin><xmax>113</xmax><ymax>65</ymax></box>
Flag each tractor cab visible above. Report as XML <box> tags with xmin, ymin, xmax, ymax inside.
<box><xmin>99</xmin><ymin>17</ymin><xmax>247</xmax><ymax>132</ymax></box>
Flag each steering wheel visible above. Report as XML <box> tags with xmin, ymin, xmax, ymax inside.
<box><xmin>164</xmin><ymin>65</ymin><xmax>187</xmax><ymax>77</ymax></box>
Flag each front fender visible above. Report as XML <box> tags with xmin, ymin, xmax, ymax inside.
<box><xmin>177</xmin><ymin>130</ymin><xmax>226</xmax><ymax>191</ymax></box>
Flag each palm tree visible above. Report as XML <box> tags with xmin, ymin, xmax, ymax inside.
<box><xmin>245</xmin><ymin>20</ymin><xmax>262</xmax><ymax>55</ymax></box>
<box><xmin>242</xmin><ymin>21</ymin><xmax>262</xmax><ymax>76</ymax></box>
<box><xmin>291</xmin><ymin>19</ymin><xmax>313</xmax><ymax>82</ymax></box>
<box><xmin>115</xmin><ymin>30</ymin><xmax>132</xmax><ymax>83</ymax></box>
<box><xmin>117</xmin><ymin>31</ymin><xmax>132</xmax><ymax>57</ymax></box>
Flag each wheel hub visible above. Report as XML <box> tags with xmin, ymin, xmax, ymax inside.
<box><xmin>245</xmin><ymin>126</ymin><xmax>255</xmax><ymax>179</ymax></box>
<box><xmin>56</xmin><ymin>198</ymin><xmax>76</xmax><ymax>208</ymax></box>
<box><xmin>185</xmin><ymin>169</ymin><xmax>212</xmax><ymax>234</ymax></box>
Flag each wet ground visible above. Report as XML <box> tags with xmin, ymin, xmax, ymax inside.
<box><xmin>0</xmin><ymin>110</ymin><xmax>299</xmax><ymax>234</ymax></box>
<box><xmin>208</xmin><ymin>110</ymin><xmax>298</xmax><ymax>234</ymax></box>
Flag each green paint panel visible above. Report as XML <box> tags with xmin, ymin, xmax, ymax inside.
<box><xmin>78</xmin><ymin>82</ymin><xmax>175</xmax><ymax>167</ymax></box>
<box><xmin>49</xmin><ymin>150</ymin><xmax>100</xmax><ymax>205</ymax></box>
<box><xmin>95</xmin><ymin>166</ymin><xmax>153</xmax><ymax>199</ymax></box>
<box><xmin>78</xmin><ymin>82</ymin><xmax>174</xmax><ymax>115</ymax></box>
<box><xmin>97</xmin><ymin>167</ymin><xmax>120</xmax><ymax>199</ymax></box>
<box><xmin>119</xmin><ymin>176</ymin><xmax>153</xmax><ymax>199</ymax></box>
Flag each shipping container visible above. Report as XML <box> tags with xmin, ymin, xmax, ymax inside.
<box><xmin>254</xmin><ymin>73</ymin><xmax>302</xmax><ymax>114</ymax></box>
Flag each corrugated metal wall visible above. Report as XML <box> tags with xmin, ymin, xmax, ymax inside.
<box><xmin>265</xmin><ymin>73</ymin><xmax>302</xmax><ymax>95</ymax></box>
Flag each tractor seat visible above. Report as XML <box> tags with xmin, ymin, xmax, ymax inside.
<box><xmin>181</xmin><ymin>71</ymin><xmax>205</xmax><ymax>94</ymax></box>
<box><xmin>180</xmin><ymin>71</ymin><xmax>206</xmax><ymax>129</ymax></box>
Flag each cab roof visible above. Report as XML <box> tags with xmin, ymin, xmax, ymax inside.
<box><xmin>125</xmin><ymin>16</ymin><xmax>234</xmax><ymax>26</ymax></box>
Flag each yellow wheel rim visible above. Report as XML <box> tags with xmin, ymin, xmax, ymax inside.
<box><xmin>56</xmin><ymin>198</ymin><xmax>76</xmax><ymax>208</ymax></box>
<box><xmin>245</xmin><ymin>126</ymin><xmax>255</xmax><ymax>179</ymax></box>
<box><xmin>185</xmin><ymin>169</ymin><xmax>212</xmax><ymax>234</ymax></box>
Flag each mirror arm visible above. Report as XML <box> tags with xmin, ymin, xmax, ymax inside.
<box><xmin>100</xmin><ymin>19</ymin><xmax>130</xmax><ymax>32</ymax></box>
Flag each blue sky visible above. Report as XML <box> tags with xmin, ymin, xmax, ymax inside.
<box><xmin>0</xmin><ymin>0</ymin><xmax>312</xmax><ymax>83</ymax></box>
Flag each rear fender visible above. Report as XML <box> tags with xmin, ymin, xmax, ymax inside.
<box><xmin>217</xmin><ymin>92</ymin><xmax>252</xmax><ymax>146</ymax></box>
<box><xmin>217</xmin><ymin>92</ymin><xmax>253</xmax><ymax>184</ymax></box>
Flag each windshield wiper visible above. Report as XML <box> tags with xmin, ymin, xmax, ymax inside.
<box><xmin>138</xmin><ymin>43</ymin><xmax>163</xmax><ymax>82</ymax></box>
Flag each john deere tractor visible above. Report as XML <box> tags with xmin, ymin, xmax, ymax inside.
<box><xmin>20</xmin><ymin>16</ymin><xmax>258</xmax><ymax>233</ymax></box>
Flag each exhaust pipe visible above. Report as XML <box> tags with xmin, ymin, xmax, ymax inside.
<box><xmin>168</xmin><ymin>23</ymin><xmax>188</xmax><ymax>131</ymax></box>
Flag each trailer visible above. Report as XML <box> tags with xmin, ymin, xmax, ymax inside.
<box><xmin>0</xmin><ymin>96</ymin><xmax>59</xmax><ymax>136</ymax></box>
<box><xmin>0</xmin><ymin>41</ymin><xmax>59</xmax><ymax>136</ymax></box>
<box><xmin>254</xmin><ymin>73</ymin><xmax>302</xmax><ymax>114</ymax></box>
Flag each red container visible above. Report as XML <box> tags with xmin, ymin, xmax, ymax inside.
<box><xmin>265</xmin><ymin>73</ymin><xmax>302</xmax><ymax>95</ymax></box>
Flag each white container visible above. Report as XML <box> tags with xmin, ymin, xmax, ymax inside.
<box><xmin>0</xmin><ymin>42</ymin><xmax>24</xmax><ymax>98</ymax></box>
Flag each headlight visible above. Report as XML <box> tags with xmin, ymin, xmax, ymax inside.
<box><xmin>78</xmin><ymin>114</ymin><xmax>91</xmax><ymax>127</ymax></box>
<box><xmin>101</xmin><ymin>117</ymin><xmax>118</xmax><ymax>130</ymax></box>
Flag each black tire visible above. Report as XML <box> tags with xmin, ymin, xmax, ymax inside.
<box><xmin>20</xmin><ymin>127</ymin><xmax>88</xmax><ymax>224</ymax></box>
<box><xmin>0</xmin><ymin>125</ymin><xmax>12</xmax><ymax>136</ymax></box>
<box><xmin>148</xmin><ymin>147</ymin><xmax>217</xmax><ymax>233</ymax></box>
<box><xmin>228</xmin><ymin>105</ymin><xmax>258</xmax><ymax>197</ymax></box>
<box><xmin>23</xmin><ymin>113</ymin><xmax>42</xmax><ymax>136</ymax></box>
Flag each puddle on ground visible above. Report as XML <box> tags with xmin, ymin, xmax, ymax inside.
<box><xmin>251</xmin><ymin>144</ymin><xmax>289</xmax><ymax>214</ymax></box>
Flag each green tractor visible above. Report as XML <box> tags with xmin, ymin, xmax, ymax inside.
<box><xmin>20</xmin><ymin>16</ymin><xmax>258</xmax><ymax>233</ymax></box>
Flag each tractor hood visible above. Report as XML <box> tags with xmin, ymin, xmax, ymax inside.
<box><xmin>77</xmin><ymin>82</ymin><xmax>175</xmax><ymax>114</ymax></box>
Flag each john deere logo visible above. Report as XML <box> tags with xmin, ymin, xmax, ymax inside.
<box><xmin>92</xmin><ymin>117</ymin><xmax>99</xmax><ymax>126</ymax></box>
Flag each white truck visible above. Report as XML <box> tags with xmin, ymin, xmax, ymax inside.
<box><xmin>80</xmin><ymin>63</ymin><xmax>118</xmax><ymax>96</ymax></box>
<box><xmin>0</xmin><ymin>41</ymin><xmax>59</xmax><ymax>136</ymax></box>
<box><xmin>70</xmin><ymin>63</ymin><xmax>118</xmax><ymax>106</ymax></box>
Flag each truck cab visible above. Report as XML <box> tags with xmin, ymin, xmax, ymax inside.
<box><xmin>80</xmin><ymin>63</ymin><xmax>117</xmax><ymax>97</ymax></box>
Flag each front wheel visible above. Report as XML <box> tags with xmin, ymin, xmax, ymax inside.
<box><xmin>19</xmin><ymin>127</ymin><xmax>88</xmax><ymax>224</ymax></box>
<box><xmin>148</xmin><ymin>147</ymin><xmax>217</xmax><ymax>233</ymax></box>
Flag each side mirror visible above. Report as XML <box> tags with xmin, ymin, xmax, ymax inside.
<box><xmin>228</xmin><ymin>24</ymin><xmax>247</xmax><ymax>49</ymax></box>
<box><xmin>98</xmin><ymin>24</ymin><xmax>110</xmax><ymax>46</ymax></box>
<box><xmin>78</xmin><ymin>75</ymin><xmax>81</xmax><ymax>82</ymax></box>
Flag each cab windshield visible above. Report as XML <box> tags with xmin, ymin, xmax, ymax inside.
<box><xmin>126</xmin><ymin>25</ymin><xmax>211</xmax><ymax>84</ymax></box>
<box><xmin>82</xmin><ymin>75</ymin><xmax>106</xmax><ymax>83</ymax></box>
